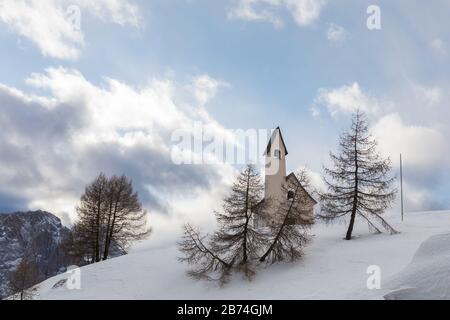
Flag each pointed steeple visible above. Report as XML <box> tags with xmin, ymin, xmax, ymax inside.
<box><xmin>264</xmin><ymin>127</ymin><xmax>288</xmax><ymax>156</ymax></box>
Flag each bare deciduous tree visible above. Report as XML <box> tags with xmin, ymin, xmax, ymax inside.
<box><xmin>178</xmin><ymin>224</ymin><xmax>231</xmax><ymax>285</ymax></box>
<box><xmin>62</xmin><ymin>221</ymin><xmax>95</xmax><ymax>265</ymax></box>
<box><xmin>260</xmin><ymin>169</ymin><xmax>312</xmax><ymax>263</ymax></box>
<box><xmin>68</xmin><ymin>173</ymin><xmax>151</xmax><ymax>263</ymax></box>
<box><xmin>102</xmin><ymin>175</ymin><xmax>150</xmax><ymax>260</ymax></box>
<box><xmin>179</xmin><ymin>165</ymin><xmax>315</xmax><ymax>284</ymax></box>
<box><xmin>8</xmin><ymin>254</ymin><xmax>40</xmax><ymax>300</ymax></box>
<box><xmin>212</xmin><ymin>165</ymin><xmax>268</xmax><ymax>280</ymax></box>
<box><xmin>178</xmin><ymin>165</ymin><xmax>268</xmax><ymax>283</ymax></box>
<box><xmin>320</xmin><ymin>110</ymin><xmax>398</xmax><ymax>240</ymax></box>
<box><xmin>75</xmin><ymin>173</ymin><xmax>108</xmax><ymax>262</ymax></box>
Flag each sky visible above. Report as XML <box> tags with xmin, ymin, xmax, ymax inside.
<box><xmin>0</xmin><ymin>0</ymin><xmax>449</xmax><ymax>239</ymax></box>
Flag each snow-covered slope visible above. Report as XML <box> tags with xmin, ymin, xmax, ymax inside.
<box><xmin>33</xmin><ymin>210</ymin><xmax>450</xmax><ymax>300</ymax></box>
<box><xmin>381</xmin><ymin>233</ymin><xmax>450</xmax><ymax>300</ymax></box>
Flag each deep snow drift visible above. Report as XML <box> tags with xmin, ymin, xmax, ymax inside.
<box><xmin>382</xmin><ymin>233</ymin><xmax>450</xmax><ymax>300</ymax></box>
<box><xmin>32</xmin><ymin>210</ymin><xmax>450</xmax><ymax>300</ymax></box>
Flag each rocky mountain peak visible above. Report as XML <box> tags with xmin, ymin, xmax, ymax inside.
<box><xmin>0</xmin><ymin>210</ymin><xmax>72</xmax><ymax>299</ymax></box>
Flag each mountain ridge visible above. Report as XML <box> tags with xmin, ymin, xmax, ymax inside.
<box><xmin>0</xmin><ymin>210</ymin><xmax>72</xmax><ymax>299</ymax></box>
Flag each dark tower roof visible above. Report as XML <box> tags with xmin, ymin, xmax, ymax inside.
<box><xmin>264</xmin><ymin>126</ymin><xmax>289</xmax><ymax>156</ymax></box>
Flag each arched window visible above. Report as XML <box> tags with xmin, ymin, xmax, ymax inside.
<box><xmin>287</xmin><ymin>190</ymin><xmax>295</xmax><ymax>200</ymax></box>
<box><xmin>274</xmin><ymin>149</ymin><xmax>281</xmax><ymax>159</ymax></box>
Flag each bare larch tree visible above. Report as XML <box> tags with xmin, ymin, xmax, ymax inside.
<box><xmin>320</xmin><ymin>110</ymin><xmax>398</xmax><ymax>240</ymax></box>
<box><xmin>178</xmin><ymin>224</ymin><xmax>231</xmax><ymax>285</ymax></box>
<box><xmin>8</xmin><ymin>254</ymin><xmax>41</xmax><ymax>300</ymax></box>
<box><xmin>69</xmin><ymin>173</ymin><xmax>150</xmax><ymax>264</ymax></box>
<box><xmin>62</xmin><ymin>220</ymin><xmax>96</xmax><ymax>265</ymax></box>
<box><xmin>102</xmin><ymin>175</ymin><xmax>150</xmax><ymax>260</ymax></box>
<box><xmin>260</xmin><ymin>169</ymin><xmax>312</xmax><ymax>263</ymax></box>
<box><xmin>178</xmin><ymin>165</ymin><xmax>267</xmax><ymax>283</ymax></box>
<box><xmin>74</xmin><ymin>173</ymin><xmax>108</xmax><ymax>263</ymax></box>
<box><xmin>212</xmin><ymin>165</ymin><xmax>267</xmax><ymax>279</ymax></box>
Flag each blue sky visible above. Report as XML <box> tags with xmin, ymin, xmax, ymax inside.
<box><xmin>0</xmin><ymin>0</ymin><xmax>449</xmax><ymax>224</ymax></box>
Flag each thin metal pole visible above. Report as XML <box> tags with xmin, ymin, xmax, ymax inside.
<box><xmin>400</xmin><ymin>154</ymin><xmax>404</xmax><ymax>222</ymax></box>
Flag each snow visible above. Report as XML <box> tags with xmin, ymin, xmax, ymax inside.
<box><xmin>381</xmin><ymin>233</ymin><xmax>450</xmax><ymax>300</ymax></box>
<box><xmin>33</xmin><ymin>210</ymin><xmax>450</xmax><ymax>300</ymax></box>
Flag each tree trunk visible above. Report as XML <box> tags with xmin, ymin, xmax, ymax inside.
<box><xmin>103</xmin><ymin>211</ymin><xmax>114</xmax><ymax>261</ymax></box>
<box><xmin>346</xmin><ymin>183</ymin><xmax>358</xmax><ymax>240</ymax></box>
<box><xmin>260</xmin><ymin>187</ymin><xmax>298</xmax><ymax>261</ymax></box>
<box><xmin>95</xmin><ymin>194</ymin><xmax>102</xmax><ymax>262</ymax></box>
<box><xmin>346</xmin><ymin>209</ymin><xmax>357</xmax><ymax>240</ymax></box>
<box><xmin>242</xmin><ymin>172</ymin><xmax>251</xmax><ymax>263</ymax></box>
<box><xmin>103</xmin><ymin>202</ymin><xmax>113</xmax><ymax>260</ymax></box>
<box><xmin>103</xmin><ymin>239</ymin><xmax>110</xmax><ymax>261</ymax></box>
<box><xmin>103</xmin><ymin>214</ymin><xmax>116</xmax><ymax>261</ymax></box>
<box><xmin>103</xmin><ymin>187</ymin><xmax>123</xmax><ymax>260</ymax></box>
<box><xmin>346</xmin><ymin>116</ymin><xmax>360</xmax><ymax>241</ymax></box>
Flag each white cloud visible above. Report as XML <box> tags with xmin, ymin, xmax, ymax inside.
<box><xmin>412</xmin><ymin>84</ymin><xmax>442</xmax><ymax>107</ymax></box>
<box><xmin>401</xmin><ymin>183</ymin><xmax>433</xmax><ymax>213</ymax></box>
<box><xmin>191</xmin><ymin>75</ymin><xmax>230</xmax><ymax>107</ymax></box>
<box><xmin>228</xmin><ymin>0</ymin><xmax>284</xmax><ymax>28</ymax></box>
<box><xmin>327</xmin><ymin>23</ymin><xmax>349</xmax><ymax>43</ymax></box>
<box><xmin>371</xmin><ymin>113</ymin><xmax>450</xmax><ymax>211</ymax></box>
<box><xmin>25</xmin><ymin>68</ymin><xmax>185</xmax><ymax>134</ymax></box>
<box><xmin>295</xmin><ymin>165</ymin><xmax>325</xmax><ymax>193</ymax></box>
<box><xmin>0</xmin><ymin>68</ymin><xmax>236</xmax><ymax>233</ymax></box>
<box><xmin>430</xmin><ymin>38</ymin><xmax>446</xmax><ymax>55</ymax></box>
<box><xmin>0</xmin><ymin>0</ymin><xmax>141</xmax><ymax>60</ymax></box>
<box><xmin>312</xmin><ymin>78</ymin><xmax>450</xmax><ymax>211</ymax></box>
<box><xmin>74</xmin><ymin>0</ymin><xmax>141</xmax><ymax>26</ymax></box>
<box><xmin>285</xmin><ymin>0</ymin><xmax>326</xmax><ymax>26</ymax></box>
<box><xmin>371</xmin><ymin>113</ymin><xmax>449</xmax><ymax>168</ymax></box>
<box><xmin>312</xmin><ymin>82</ymin><xmax>380</xmax><ymax>118</ymax></box>
<box><xmin>228</xmin><ymin>0</ymin><xmax>326</xmax><ymax>28</ymax></box>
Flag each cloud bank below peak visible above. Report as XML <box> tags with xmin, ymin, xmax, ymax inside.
<box><xmin>0</xmin><ymin>67</ymin><xmax>236</xmax><ymax>225</ymax></box>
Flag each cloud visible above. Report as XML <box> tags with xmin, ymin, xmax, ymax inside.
<box><xmin>372</xmin><ymin>113</ymin><xmax>449</xmax><ymax>169</ymax></box>
<box><xmin>311</xmin><ymin>79</ymin><xmax>450</xmax><ymax>211</ymax></box>
<box><xmin>0</xmin><ymin>192</ymin><xmax>29</xmax><ymax>213</ymax></box>
<box><xmin>412</xmin><ymin>84</ymin><xmax>442</xmax><ymax>107</ymax></box>
<box><xmin>0</xmin><ymin>68</ymin><xmax>236</xmax><ymax>230</ymax></box>
<box><xmin>430</xmin><ymin>38</ymin><xmax>446</xmax><ymax>55</ymax></box>
<box><xmin>326</xmin><ymin>23</ymin><xmax>349</xmax><ymax>43</ymax></box>
<box><xmin>228</xmin><ymin>0</ymin><xmax>284</xmax><ymax>28</ymax></box>
<box><xmin>312</xmin><ymin>82</ymin><xmax>381</xmax><ymax>118</ymax></box>
<box><xmin>285</xmin><ymin>0</ymin><xmax>326</xmax><ymax>26</ymax></box>
<box><xmin>228</xmin><ymin>0</ymin><xmax>326</xmax><ymax>28</ymax></box>
<box><xmin>191</xmin><ymin>75</ymin><xmax>230</xmax><ymax>107</ymax></box>
<box><xmin>74</xmin><ymin>0</ymin><xmax>141</xmax><ymax>26</ymax></box>
<box><xmin>294</xmin><ymin>165</ymin><xmax>325</xmax><ymax>194</ymax></box>
<box><xmin>0</xmin><ymin>0</ymin><xmax>141</xmax><ymax>60</ymax></box>
<box><xmin>372</xmin><ymin>113</ymin><xmax>450</xmax><ymax>212</ymax></box>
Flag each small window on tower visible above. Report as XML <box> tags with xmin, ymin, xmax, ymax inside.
<box><xmin>274</xmin><ymin>149</ymin><xmax>281</xmax><ymax>159</ymax></box>
<box><xmin>288</xmin><ymin>190</ymin><xmax>295</xmax><ymax>200</ymax></box>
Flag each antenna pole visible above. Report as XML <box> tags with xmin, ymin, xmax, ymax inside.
<box><xmin>400</xmin><ymin>153</ymin><xmax>404</xmax><ymax>222</ymax></box>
